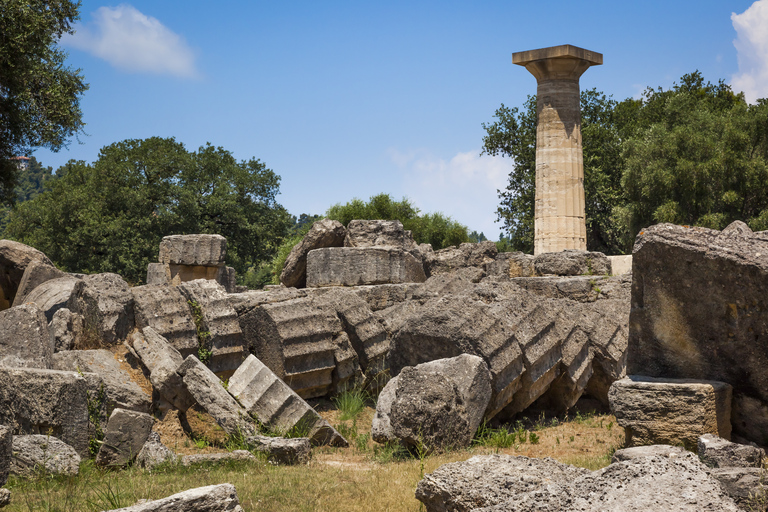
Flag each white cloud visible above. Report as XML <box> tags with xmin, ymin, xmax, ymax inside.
<box><xmin>731</xmin><ymin>0</ymin><xmax>768</xmax><ymax>103</ymax></box>
<box><xmin>390</xmin><ymin>148</ymin><xmax>511</xmax><ymax>239</ymax></box>
<box><xmin>63</xmin><ymin>4</ymin><xmax>198</xmax><ymax>78</ymax></box>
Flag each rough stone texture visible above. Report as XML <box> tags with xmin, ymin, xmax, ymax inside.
<box><xmin>132</xmin><ymin>285</ymin><xmax>199</xmax><ymax>358</ymax></box>
<box><xmin>608</xmin><ymin>254</ymin><xmax>632</xmax><ymax>275</ymax></box>
<box><xmin>12</xmin><ymin>259</ymin><xmax>66</xmax><ymax>308</ymax></box>
<box><xmin>484</xmin><ymin>251</ymin><xmax>536</xmax><ymax>279</ymax></box>
<box><xmin>236</xmin><ymin>296</ymin><xmax>337</xmax><ymax>399</ymax></box>
<box><xmin>698</xmin><ymin>434</ymin><xmax>766</xmax><ymax>468</ymax></box>
<box><xmin>246</xmin><ymin>435</ymin><xmax>311</xmax><ymax>465</ymax></box>
<box><xmin>178</xmin><ymin>279</ymin><xmax>246</xmax><ymax>374</ymax></box>
<box><xmin>306</xmin><ymin>247</ymin><xmax>426</xmax><ymax>287</ymax></box>
<box><xmin>181</xmin><ymin>450</ymin><xmax>254</xmax><ymax>466</ymax></box>
<box><xmin>21</xmin><ymin>276</ymin><xmax>79</xmax><ymax>322</ymax></box>
<box><xmin>0</xmin><ymin>488</ymin><xmax>8</xmax><ymax>507</ymax></box>
<box><xmin>228</xmin><ymin>354</ymin><xmax>347</xmax><ymax>446</ymax></box>
<box><xmin>415</xmin><ymin>454</ymin><xmax>589</xmax><ymax>512</ymax></box>
<box><xmin>10</xmin><ymin>435</ymin><xmax>80</xmax><ymax>476</ymax></box>
<box><xmin>611</xmin><ymin>444</ymin><xmax>688</xmax><ymax>463</ymax></box>
<box><xmin>0</xmin><ymin>368</ymin><xmax>91</xmax><ymax>456</ymax></box>
<box><xmin>608</xmin><ymin>375</ymin><xmax>732</xmax><ymax>450</ymax></box>
<box><xmin>136</xmin><ymin>431</ymin><xmax>177</xmax><ymax>470</ymax></box>
<box><xmin>228</xmin><ymin>287</ymin><xmax>307</xmax><ymax>313</ymax></box>
<box><xmin>52</xmin><ymin>349</ymin><xmax>151</xmax><ymax>414</ymax></box>
<box><xmin>49</xmin><ymin>308</ymin><xmax>83</xmax><ymax>352</ymax></box>
<box><xmin>177</xmin><ymin>355</ymin><xmax>255</xmax><ymax>437</ymax></box>
<box><xmin>131</xmin><ymin>328</ymin><xmax>194</xmax><ymax>411</ymax></box>
<box><xmin>0</xmin><ymin>303</ymin><xmax>54</xmax><ymax>369</ymax></box>
<box><xmin>96</xmin><ymin>408</ymin><xmax>154</xmax><ymax>467</ymax></box>
<box><xmin>474</xmin><ymin>452</ymin><xmax>741</xmax><ymax>512</ymax></box>
<box><xmin>159</xmin><ymin>234</ymin><xmax>227</xmax><ymax>267</ymax></box>
<box><xmin>533</xmin><ymin>250</ymin><xmax>611</xmax><ymax>276</ymax></box>
<box><xmin>105</xmin><ymin>483</ymin><xmax>244</xmax><ymax>512</ymax></box>
<box><xmin>732</xmin><ymin>394</ymin><xmax>768</xmax><ymax>447</ymax></box>
<box><xmin>146</xmin><ymin>263</ymin><xmax>168</xmax><ymax>286</ymax></box>
<box><xmin>344</xmin><ymin>219</ymin><xmax>412</xmax><ymax>249</ymax></box>
<box><xmin>628</xmin><ymin>222</ymin><xmax>768</xmax><ymax>445</ymax></box>
<box><xmin>281</xmin><ymin>218</ymin><xmax>346</xmax><ymax>288</ymax></box>
<box><xmin>328</xmin><ymin>331</ymin><xmax>360</xmax><ymax>394</ymax></box>
<box><xmin>0</xmin><ymin>240</ymin><xmax>53</xmax><ymax>310</ymax></box>
<box><xmin>373</xmin><ymin>355</ymin><xmax>492</xmax><ymax>452</ymax></box>
<box><xmin>352</xmin><ymin>283</ymin><xmax>421</xmax><ymax>312</ymax></box>
<box><xmin>708</xmin><ymin>467</ymin><xmax>767</xmax><ymax>511</ymax></box>
<box><xmin>67</xmin><ymin>273</ymin><xmax>135</xmax><ymax>346</ymax></box>
<box><xmin>425</xmin><ymin>242</ymin><xmax>498</xmax><ymax>277</ymax></box>
<box><xmin>0</xmin><ymin>426</ymin><xmax>10</xmax><ymax>486</ymax></box>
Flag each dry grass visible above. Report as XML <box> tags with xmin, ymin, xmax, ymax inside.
<box><xmin>5</xmin><ymin>407</ymin><xmax>625</xmax><ymax>512</ymax></box>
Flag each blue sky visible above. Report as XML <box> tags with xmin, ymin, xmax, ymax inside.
<box><xmin>33</xmin><ymin>0</ymin><xmax>768</xmax><ymax>240</ymax></box>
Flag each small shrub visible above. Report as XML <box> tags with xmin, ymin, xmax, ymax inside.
<box><xmin>333</xmin><ymin>386</ymin><xmax>369</xmax><ymax>422</ymax></box>
<box><xmin>187</xmin><ymin>300</ymin><xmax>212</xmax><ymax>365</ymax></box>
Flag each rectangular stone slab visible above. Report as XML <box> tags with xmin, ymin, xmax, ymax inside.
<box><xmin>306</xmin><ymin>247</ymin><xmax>426</xmax><ymax>287</ymax></box>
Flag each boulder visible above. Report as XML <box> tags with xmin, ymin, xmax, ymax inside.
<box><xmin>49</xmin><ymin>308</ymin><xmax>83</xmax><ymax>352</ymax></box>
<box><xmin>0</xmin><ymin>426</ymin><xmax>10</xmax><ymax>486</ymax></box>
<box><xmin>246</xmin><ymin>435</ymin><xmax>311</xmax><ymax>465</ymax></box>
<box><xmin>158</xmin><ymin>234</ymin><xmax>227</xmax><ymax>267</ymax></box>
<box><xmin>181</xmin><ymin>450</ymin><xmax>255</xmax><ymax>466</ymax></box>
<box><xmin>415</xmin><ymin>454</ymin><xmax>589</xmax><ymax>512</ymax></box>
<box><xmin>177</xmin><ymin>355</ymin><xmax>255</xmax><ymax>437</ymax></box>
<box><xmin>12</xmin><ymin>259</ymin><xmax>66</xmax><ymax>308</ymax></box>
<box><xmin>611</xmin><ymin>444</ymin><xmax>688</xmax><ymax>463</ymax></box>
<box><xmin>104</xmin><ymin>483</ymin><xmax>243</xmax><ymax>512</ymax></box>
<box><xmin>178</xmin><ymin>279</ymin><xmax>246</xmax><ymax>374</ymax></box>
<box><xmin>136</xmin><ymin>431</ymin><xmax>177</xmax><ymax>470</ymax></box>
<box><xmin>0</xmin><ymin>303</ymin><xmax>54</xmax><ymax>369</ymax></box>
<box><xmin>130</xmin><ymin>328</ymin><xmax>194</xmax><ymax>411</ymax></box>
<box><xmin>484</xmin><ymin>251</ymin><xmax>536</xmax><ymax>279</ymax></box>
<box><xmin>52</xmin><ymin>349</ymin><xmax>151</xmax><ymax>414</ymax></box>
<box><xmin>10</xmin><ymin>435</ymin><xmax>80</xmax><ymax>476</ymax></box>
<box><xmin>374</xmin><ymin>355</ymin><xmax>492</xmax><ymax>452</ymax></box>
<box><xmin>698</xmin><ymin>434</ymin><xmax>766</xmax><ymax>468</ymax></box>
<box><xmin>67</xmin><ymin>273</ymin><xmax>135</xmax><ymax>346</ymax></box>
<box><xmin>281</xmin><ymin>219</ymin><xmax>346</xmax><ymax>288</ymax></box>
<box><xmin>425</xmin><ymin>241</ymin><xmax>498</xmax><ymax>277</ymax></box>
<box><xmin>228</xmin><ymin>354</ymin><xmax>347</xmax><ymax>446</ymax></box>
<box><xmin>306</xmin><ymin>247</ymin><xmax>426</xmax><ymax>287</ymax></box>
<box><xmin>628</xmin><ymin>222</ymin><xmax>768</xmax><ymax>444</ymax></box>
<box><xmin>608</xmin><ymin>375</ymin><xmax>732</xmax><ymax>450</ymax></box>
<box><xmin>21</xmin><ymin>276</ymin><xmax>79</xmax><ymax>322</ymax></box>
<box><xmin>95</xmin><ymin>408</ymin><xmax>154</xmax><ymax>467</ymax></box>
<box><xmin>0</xmin><ymin>240</ymin><xmax>53</xmax><ymax>310</ymax></box>
<box><xmin>707</xmin><ymin>467</ymin><xmax>767</xmax><ymax>511</ymax></box>
<box><xmin>344</xmin><ymin>220</ymin><xmax>412</xmax><ymax>249</ymax></box>
<box><xmin>533</xmin><ymin>249</ymin><xmax>611</xmax><ymax>276</ymax></box>
<box><xmin>131</xmin><ymin>284</ymin><xmax>199</xmax><ymax>359</ymax></box>
<box><xmin>0</xmin><ymin>368</ymin><xmax>91</xmax><ymax>456</ymax></box>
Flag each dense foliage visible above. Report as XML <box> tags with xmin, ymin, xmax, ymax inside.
<box><xmin>5</xmin><ymin>137</ymin><xmax>292</xmax><ymax>284</ymax></box>
<box><xmin>484</xmin><ymin>72</ymin><xmax>768</xmax><ymax>254</ymax></box>
<box><xmin>0</xmin><ymin>0</ymin><xmax>87</xmax><ymax>205</ymax></box>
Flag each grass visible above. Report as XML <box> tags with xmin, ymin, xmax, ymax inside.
<box><xmin>5</xmin><ymin>409</ymin><xmax>625</xmax><ymax>512</ymax></box>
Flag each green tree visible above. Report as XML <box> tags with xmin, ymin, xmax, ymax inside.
<box><xmin>5</xmin><ymin>137</ymin><xmax>291</xmax><ymax>284</ymax></box>
<box><xmin>0</xmin><ymin>0</ymin><xmax>88</xmax><ymax>204</ymax></box>
<box><xmin>0</xmin><ymin>156</ymin><xmax>56</xmax><ymax>231</ymax></box>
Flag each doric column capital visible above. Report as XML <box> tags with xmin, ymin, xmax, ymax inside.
<box><xmin>512</xmin><ymin>45</ymin><xmax>602</xmax><ymax>82</ymax></box>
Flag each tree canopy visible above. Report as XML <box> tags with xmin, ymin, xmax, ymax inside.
<box><xmin>5</xmin><ymin>137</ymin><xmax>292</xmax><ymax>284</ymax></box>
<box><xmin>0</xmin><ymin>0</ymin><xmax>88</xmax><ymax>205</ymax></box>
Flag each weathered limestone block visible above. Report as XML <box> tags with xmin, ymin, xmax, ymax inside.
<box><xmin>425</xmin><ymin>241</ymin><xmax>497</xmax><ymax>277</ymax></box>
<box><xmin>509</xmin><ymin>275</ymin><xmax>606</xmax><ymax>302</ymax></box>
<box><xmin>344</xmin><ymin>219</ymin><xmax>411</xmax><ymax>249</ymax></box>
<box><xmin>732</xmin><ymin>394</ymin><xmax>768</xmax><ymax>447</ymax></box>
<box><xmin>0</xmin><ymin>240</ymin><xmax>53</xmax><ymax>310</ymax></box>
<box><xmin>132</xmin><ymin>284</ymin><xmax>199</xmax><ymax>358</ymax></box>
<box><xmin>0</xmin><ymin>368</ymin><xmax>91</xmax><ymax>456</ymax></box>
<box><xmin>11</xmin><ymin>435</ymin><xmax>80</xmax><ymax>476</ymax></box>
<box><xmin>533</xmin><ymin>325</ymin><xmax>592</xmax><ymax>414</ymax></box>
<box><xmin>130</xmin><ymin>328</ymin><xmax>194</xmax><ymax>411</ymax></box>
<box><xmin>329</xmin><ymin>332</ymin><xmax>360</xmax><ymax>393</ymax></box>
<box><xmin>698</xmin><ymin>434</ymin><xmax>766</xmax><ymax>468</ymax></box>
<box><xmin>177</xmin><ymin>355</ymin><xmax>255</xmax><ymax>437</ymax></box>
<box><xmin>136</xmin><ymin>431</ymin><xmax>177</xmax><ymax>470</ymax></box>
<box><xmin>373</xmin><ymin>355</ymin><xmax>492</xmax><ymax>452</ymax></box>
<box><xmin>246</xmin><ymin>435</ymin><xmax>311</xmax><ymax>465</ymax></box>
<box><xmin>707</xmin><ymin>467</ymin><xmax>768</xmax><ymax>511</ymax></box>
<box><xmin>67</xmin><ymin>273</ymin><xmax>135</xmax><ymax>346</ymax></box>
<box><xmin>608</xmin><ymin>376</ymin><xmax>732</xmax><ymax>450</ymax></box>
<box><xmin>0</xmin><ymin>425</ymin><xmax>10</xmax><ymax>486</ymax></box>
<box><xmin>96</xmin><ymin>409</ymin><xmax>154</xmax><ymax>467</ymax></box>
<box><xmin>159</xmin><ymin>234</ymin><xmax>227</xmax><ymax>267</ymax></box>
<box><xmin>229</xmin><ymin>354</ymin><xmax>347</xmax><ymax>446</ymax></box>
<box><xmin>608</xmin><ymin>254</ymin><xmax>632</xmax><ymax>275</ymax></box>
<box><xmin>236</xmin><ymin>296</ymin><xmax>338</xmax><ymax>399</ymax></box>
<box><xmin>22</xmin><ymin>276</ymin><xmax>79</xmax><ymax>322</ymax></box>
<box><xmin>228</xmin><ymin>287</ymin><xmax>307</xmax><ymax>313</ymax></box>
<box><xmin>415</xmin><ymin>454</ymin><xmax>589</xmax><ymax>512</ymax></box>
<box><xmin>533</xmin><ymin>250</ymin><xmax>610</xmax><ymax>276</ymax></box>
<box><xmin>306</xmin><ymin>247</ymin><xmax>426</xmax><ymax>287</ymax></box>
<box><xmin>628</xmin><ymin>222</ymin><xmax>768</xmax><ymax>444</ymax></box>
<box><xmin>104</xmin><ymin>483</ymin><xmax>244</xmax><ymax>512</ymax></box>
<box><xmin>181</xmin><ymin>450</ymin><xmax>255</xmax><ymax>466</ymax></box>
<box><xmin>281</xmin><ymin>218</ymin><xmax>346</xmax><ymax>288</ymax></box>
<box><xmin>12</xmin><ymin>259</ymin><xmax>66</xmax><ymax>307</ymax></box>
<box><xmin>49</xmin><ymin>308</ymin><xmax>83</xmax><ymax>352</ymax></box>
<box><xmin>351</xmin><ymin>283</ymin><xmax>420</xmax><ymax>311</ymax></box>
<box><xmin>0</xmin><ymin>303</ymin><xmax>53</xmax><ymax>369</ymax></box>
<box><xmin>52</xmin><ymin>349</ymin><xmax>151</xmax><ymax>414</ymax></box>
<box><xmin>145</xmin><ymin>262</ymin><xmax>168</xmax><ymax>286</ymax></box>
<box><xmin>611</xmin><ymin>444</ymin><xmax>688</xmax><ymax>463</ymax></box>
<box><xmin>485</xmin><ymin>251</ymin><xmax>536</xmax><ymax>279</ymax></box>
<box><xmin>178</xmin><ymin>280</ymin><xmax>246</xmax><ymax>374</ymax></box>
<box><xmin>217</xmin><ymin>266</ymin><xmax>237</xmax><ymax>293</ymax></box>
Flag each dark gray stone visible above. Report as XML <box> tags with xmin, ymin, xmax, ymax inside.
<box><xmin>708</xmin><ymin>467</ymin><xmax>767</xmax><ymax>511</ymax></box>
<box><xmin>0</xmin><ymin>425</ymin><xmax>10</xmax><ymax>486</ymax></box>
<box><xmin>49</xmin><ymin>308</ymin><xmax>83</xmax><ymax>352</ymax></box>
<box><xmin>698</xmin><ymin>434</ymin><xmax>766</xmax><ymax>468</ymax></box>
<box><xmin>95</xmin><ymin>408</ymin><xmax>154</xmax><ymax>467</ymax></box>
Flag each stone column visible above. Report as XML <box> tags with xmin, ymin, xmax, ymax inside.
<box><xmin>512</xmin><ymin>45</ymin><xmax>602</xmax><ymax>254</ymax></box>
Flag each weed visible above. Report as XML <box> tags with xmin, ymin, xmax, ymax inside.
<box><xmin>529</xmin><ymin>432</ymin><xmax>540</xmax><ymax>445</ymax></box>
<box><xmin>187</xmin><ymin>300</ymin><xmax>212</xmax><ymax>365</ymax></box>
<box><xmin>86</xmin><ymin>383</ymin><xmax>107</xmax><ymax>457</ymax></box>
<box><xmin>473</xmin><ymin>421</ymin><xmax>516</xmax><ymax>451</ymax></box>
<box><xmin>333</xmin><ymin>386</ymin><xmax>369</xmax><ymax>422</ymax></box>
<box><xmin>355</xmin><ymin>433</ymin><xmax>371</xmax><ymax>452</ymax></box>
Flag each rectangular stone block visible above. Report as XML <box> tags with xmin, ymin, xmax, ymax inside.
<box><xmin>159</xmin><ymin>234</ymin><xmax>226</xmax><ymax>266</ymax></box>
<box><xmin>131</xmin><ymin>328</ymin><xmax>194</xmax><ymax>411</ymax></box>
<box><xmin>0</xmin><ymin>303</ymin><xmax>53</xmax><ymax>369</ymax></box>
<box><xmin>608</xmin><ymin>375</ymin><xmax>732</xmax><ymax>450</ymax></box>
<box><xmin>306</xmin><ymin>247</ymin><xmax>426</xmax><ymax>287</ymax></box>
<box><xmin>146</xmin><ymin>263</ymin><xmax>169</xmax><ymax>285</ymax></box>
<box><xmin>131</xmin><ymin>284</ymin><xmax>199</xmax><ymax>358</ymax></box>
<box><xmin>95</xmin><ymin>408</ymin><xmax>154</xmax><ymax>467</ymax></box>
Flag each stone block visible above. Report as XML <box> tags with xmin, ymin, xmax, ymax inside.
<box><xmin>217</xmin><ymin>266</ymin><xmax>237</xmax><ymax>293</ymax></box>
<box><xmin>181</xmin><ymin>450</ymin><xmax>255</xmax><ymax>466</ymax></box>
<box><xmin>131</xmin><ymin>284</ymin><xmax>198</xmax><ymax>358</ymax></box>
<box><xmin>307</xmin><ymin>247</ymin><xmax>426</xmax><ymax>287</ymax></box>
<box><xmin>708</xmin><ymin>467</ymin><xmax>767</xmax><ymax>511</ymax></box>
<box><xmin>0</xmin><ymin>425</ymin><xmax>10</xmax><ymax>486</ymax></box>
<box><xmin>698</xmin><ymin>434</ymin><xmax>766</xmax><ymax>468</ymax></box>
<box><xmin>145</xmin><ymin>262</ymin><xmax>168</xmax><ymax>286</ymax></box>
<box><xmin>49</xmin><ymin>308</ymin><xmax>83</xmax><ymax>352</ymax></box>
<box><xmin>0</xmin><ymin>303</ymin><xmax>53</xmax><ymax>369</ymax></box>
<box><xmin>533</xmin><ymin>249</ymin><xmax>611</xmax><ymax>276</ymax></box>
<box><xmin>0</xmin><ymin>368</ymin><xmax>91</xmax><ymax>456</ymax></box>
<box><xmin>67</xmin><ymin>273</ymin><xmax>135</xmax><ymax>346</ymax></box>
<box><xmin>52</xmin><ymin>349</ymin><xmax>151</xmax><ymax>414</ymax></box>
<box><xmin>131</xmin><ymin>328</ymin><xmax>194</xmax><ymax>411</ymax></box>
<box><xmin>0</xmin><ymin>240</ymin><xmax>53</xmax><ymax>310</ymax></box>
<box><xmin>485</xmin><ymin>251</ymin><xmax>536</xmax><ymax>279</ymax></box>
<box><xmin>425</xmin><ymin>241</ymin><xmax>497</xmax><ymax>277</ymax></box>
<box><xmin>608</xmin><ymin>375</ymin><xmax>732</xmax><ymax>450</ymax></box>
<box><xmin>104</xmin><ymin>483</ymin><xmax>243</xmax><ymax>512</ymax></box>
<box><xmin>96</xmin><ymin>408</ymin><xmax>154</xmax><ymax>467</ymax></box>
<box><xmin>158</xmin><ymin>234</ymin><xmax>227</xmax><ymax>266</ymax></box>
<box><xmin>608</xmin><ymin>254</ymin><xmax>632</xmax><ymax>275</ymax></box>
<box><xmin>344</xmin><ymin>219</ymin><xmax>411</xmax><ymax>249</ymax></box>
<box><xmin>246</xmin><ymin>435</ymin><xmax>311</xmax><ymax>465</ymax></box>
<box><xmin>12</xmin><ymin>259</ymin><xmax>66</xmax><ymax>307</ymax></box>
<box><xmin>21</xmin><ymin>276</ymin><xmax>79</xmax><ymax>323</ymax></box>
<box><xmin>136</xmin><ymin>431</ymin><xmax>177</xmax><ymax>470</ymax></box>
<box><xmin>611</xmin><ymin>444</ymin><xmax>688</xmax><ymax>463</ymax></box>
<box><xmin>280</xmin><ymin>218</ymin><xmax>346</xmax><ymax>288</ymax></box>
<box><xmin>11</xmin><ymin>435</ymin><xmax>80</xmax><ymax>476</ymax></box>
